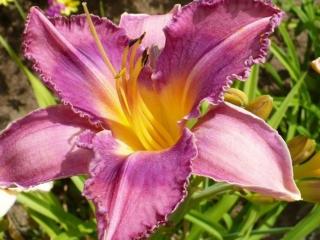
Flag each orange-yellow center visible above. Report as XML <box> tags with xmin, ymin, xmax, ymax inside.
<box><xmin>83</xmin><ymin>3</ymin><xmax>184</xmax><ymax>151</ymax></box>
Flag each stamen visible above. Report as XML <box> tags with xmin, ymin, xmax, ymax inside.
<box><xmin>115</xmin><ymin>69</ymin><xmax>131</xmax><ymax>118</ymax></box>
<box><xmin>82</xmin><ymin>2</ymin><xmax>117</xmax><ymax>76</ymax></box>
<box><xmin>134</xmin><ymin>114</ymin><xmax>163</xmax><ymax>150</ymax></box>
<box><xmin>121</xmin><ymin>46</ymin><xmax>130</xmax><ymax>94</ymax></box>
<box><xmin>136</xmin><ymin>94</ymin><xmax>175</xmax><ymax>146</ymax></box>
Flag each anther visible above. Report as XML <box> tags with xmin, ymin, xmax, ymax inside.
<box><xmin>128</xmin><ymin>32</ymin><xmax>146</xmax><ymax>47</ymax></box>
<box><xmin>142</xmin><ymin>49</ymin><xmax>149</xmax><ymax>65</ymax></box>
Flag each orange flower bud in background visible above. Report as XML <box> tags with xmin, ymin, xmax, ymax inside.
<box><xmin>224</xmin><ymin>88</ymin><xmax>248</xmax><ymax>107</ymax></box>
<box><xmin>297</xmin><ymin>180</ymin><xmax>320</xmax><ymax>203</ymax></box>
<box><xmin>311</xmin><ymin>57</ymin><xmax>320</xmax><ymax>74</ymax></box>
<box><xmin>288</xmin><ymin>136</ymin><xmax>316</xmax><ymax>165</ymax></box>
<box><xmin>246</xmin><ymin>95</ymin><xmax>273</xmax><ymax>120</ymax></box>
<box><xmin>294</xmin><ymin>152</ymin><xmax>320</xmax><ymax>179</ymax></box>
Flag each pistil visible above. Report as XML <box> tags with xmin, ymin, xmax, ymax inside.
<box><xmin>82</xmin><ymin>2</ymin><xmax>117</xmax><ymax>76</ymax></box>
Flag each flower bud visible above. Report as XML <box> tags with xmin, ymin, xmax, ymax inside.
<box><xmin>246</xmin><ymin>95</ymin><xmax>273</xmax><ymax>120</ymax></box>
<box><xmin>224</xmin><ymin>88</ymin><xmax>248</xmax><ymax>107</ymax></box>
<box><xmin>288</xmin><ymin>136</ymin><xmax>316</xmax><ymax>165</ymax></box>
<box><xmin>311</xmin><ymin>57</ymin><xmax>320</xmax><ymax>74</ymax></box>
<box><xmin>297</xmin><ymin>179</ymin><xmax>320</xmax><ymax>203</ymax></box>
<box><xmin>294</xmin><ymin>152</ymin><xmax>320</xmax><ymax>179</ymax></box>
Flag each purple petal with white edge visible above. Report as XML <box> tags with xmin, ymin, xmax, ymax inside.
<box><xmin>84</xmin><ymin>129</ymin><xmax>197</xmax><ymax>240</ymax></box>
<box><xmin>192</xmin><ymin>103</ymin><xmax>300</xmax><ymax>201</ymax></box>
<box><xmin>0</xmin><ymin>105</ymin><xmax>96</xmax><ymax>188</ymax></box>
<box><xmin>153</xmin><ymin>0</ymin><xmax>283</xmax><ymax>119</ymax></box>
<box><xmin>23</xmin><ymin>7</ymin><xmax>129</xmax><ymax>125</ymax></box>
<box><xmin>119</xmin><ymin>4</ymin><xmax>180</xmax><ymax>49</ymax></box>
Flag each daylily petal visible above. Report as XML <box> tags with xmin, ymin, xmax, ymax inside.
<box><xmin>153</xmin><ymin>0</ymin><xmax>283</xmax><ymax>120</ymax></box>
<box><xmin>84</xmin><ymin>129</ymin><xmax>197</xmax><ymax>240</ymax></box>
<box><xmin>192</xmin><ymin>103</ymin><xmax>300</xmax><ymax>201</ymax></box>
<box><xmin>0</xmin><ymin>189</ymin><xmax>17</xmax><ymax>218</ymax></box>
<box><xmin>0</xmin><ymin>105</ymin><xmax>95</xmax><ymax>188</ymax></box>
<box><xmin>119</xmin><ymin>4</ymin><xmax>180</xmax><ymax>49</ymax></box>
<box><xmin>27</xmin><ymin>182</ymin><xmax>54</xmax><ymax>192</ymax></box>
<box><xmin>23</xmin><ymin>7</ymin><xmax>129</xmax><ymax>124</ymax></box>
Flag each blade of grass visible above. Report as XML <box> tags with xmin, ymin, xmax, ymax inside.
<box><xmin>268</xmin><ymin>73</ymin><xmax>306</xmax><ymax>129</ymax></box>
<box><xmin>282</xmin><ymin>204</ymin><xmax>320</xmax><ymax>240</ymax></box>
<box><xmin>243</xmin><ymin>65</ymin><xmax>259</xmax><ymax>101</ymax></box>
<box><xmin>99</xmin><ymin>0</ymin><xmax>105</xmax><ymax>17</ymax></box>
<box><xmin>278</xmin><ymin>24</ymin><xmax>300</xmax><ymax>74</ymax></box>
<box><xmin>191</xmin><ymin>183</ymin><xmax>234</xmax><ymax>202</ymax></box>
<box><xmin>71</xmin><ymin>176</ymin><xmax>95</xmax><ymax>212</ymax></box>
<box><xmin>225</xmin><ymin>227</ymin><xmax>292</xmax><ymax>239</ymax></box>
<box><xmin>248</xmin><ymin>204</ymin><xmax>286</xmax><ymax>240</ymax></box>
<box><xmin>17</xmin><ymin>192</ymin><xmax>95</xmax><ymax>235</ymax></box>
<box><xmin>270</xmin><ymin>43</ymin><xmax>299</xmax><ymax>81</ymax></box>
<box><xmin>263</xmin><ymin>63</ymin><xmax>283</xmax><ymax>87</ymax></box>
<box><xmin>185</xmin><ymin>211</ymin><xmax>224</xmax><ymax>240</ymax></box>
<box><xmin>0</xmin><ymin>35</ymin><xmax>56</xmax><ymax>107</ymax></box>
<box><xmin>13</xmin><ymin>0</ymin><xmax>26</xmax><ymax>20</ymax></box>
<box><xmin>29</xmin><ymin>209</ymin><xmax>61</xmax><ymax>238</ymax></box>
<box><xmin>187</xmin><ymin>195</ymin><xmax>239</xmax><ymax>240</ymax></box>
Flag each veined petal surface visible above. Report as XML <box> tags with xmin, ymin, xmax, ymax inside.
<box><xmin>152</xmin><ymin>0</ymin><xmax>283</xmax><ymax>122</ymax></box>
<box><xmin>119</xmin><ymin>4</ymin><xmax>180</xmax><ymax>49</ymax></box>
<box><xmin>84</xmin><ymin>129</ymin><xmax>197</xmax><ymax>240</ymax></box>
<box><xmin>24</xmin><ymin>7</ymin><xmax>129</xmax><ymax>124</ymax></box>
<box><xmin>0</xmin><ymin>106</ymin><xmax>95</xmax><ymax>188</ymax></box>
<box><xmin>192</xmin><ymin>103</ymin><xmax>300</xmax><ymax>201</ymax></box>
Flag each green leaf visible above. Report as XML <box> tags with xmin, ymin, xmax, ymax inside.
<box><xmin>270</xmin><ymin>43</ymin><xmax>299</xmax><ymax>81</ymax></box>
<box><xmin>191</xmin><ymin>183</ymin><xmax>234</xmax><ymax>202</ymax></box>
<box><xmin>17</xmin><ymin>192</ymin><xmax>95</xmax><ymax>235</ymax></box>
<box><xmin>187</xmin><ymin>195</ymin><xmax>238</xmax><ymax>240</ymax></box>
<box><xmin>71</xmin><ymin>176</ymin><xmax>85</xmax><ymax>192</ymax></box>
<box><xmin>185</xmin><ymin>211</ymin><xmax>224</xmax><ymax>240</ymax></box>
<box><xmin>244</xmin><ymin>65</ymin><xmax>259</xmax><ymax>101</ymax></box>
<box><xmin>263</xmin><ymin>63</ymin><xmax>283</xmax><ymax>87</ymax></box>
<box><xmin>28</xmin><ymin>210</ymin><xmax>61</xmax><ymax>238</ymax></box>
<box><xmin>278</xmin><ymin>24</ymin><xmax>300</xmax><ymax>75</ymax></box>
<box><xmin>0</xmin><ymin>34</ymin><xmax>56</xmax><ymax>108</ymax></box>
<box><xmin>268</xmin><ymin>73</ymin><xmax>306</xmax><ymax>129</ymax></box>
<box><xmin>282</xmin><ymin>204</ymin><xmax>320</xmax><ymax>240</ymax></box>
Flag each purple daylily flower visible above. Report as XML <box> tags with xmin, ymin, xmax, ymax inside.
<box><xmin>46</xmin><ymin>0</ymin><xmax>65</xmax><ymax>17</ymax></box>
<box><xmin>0</xmin><ymin>0</ymin><xmax>300</xmax><ymax>239</ymax></box>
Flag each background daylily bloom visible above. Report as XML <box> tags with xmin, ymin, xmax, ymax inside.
<box><xmin>0</xmin><ymin>0</ymin><xmax>300</xmax><ymax>239</ymax></box>
<box><xmin>46</xmin><ymin>0</ymin><xmax>80</xmax><ymax>17</ymax></box>
<box><xmin>0</xmin><ymin>0</ymin><xmax>13</xmax><ymax>6</ymax></box>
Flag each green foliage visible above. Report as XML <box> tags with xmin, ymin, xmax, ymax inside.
<box><xmin>1</xmin><ymin>0</ymin><xmax>320</xmax><ymax>239</ymax></box>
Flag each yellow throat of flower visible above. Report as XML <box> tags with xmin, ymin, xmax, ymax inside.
<box><xmin>83</xmin><ymin>3</ymin><xmax>180</xmax><ymax>151</ymax></box>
